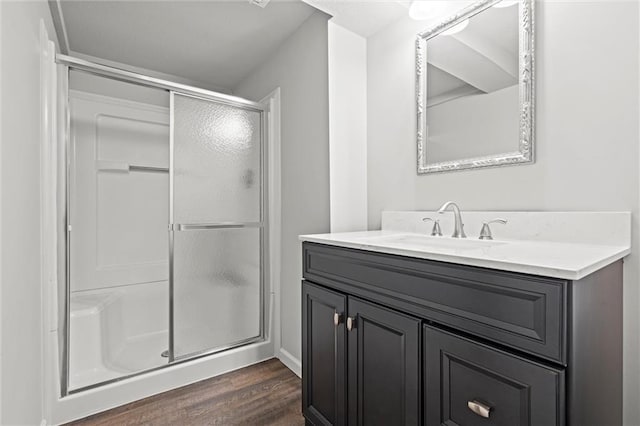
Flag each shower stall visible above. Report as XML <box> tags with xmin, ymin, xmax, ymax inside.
<box><xmin>58</xmin><ymin>56</ymin><xmax>269</xmax><ymax>394</ymax></box>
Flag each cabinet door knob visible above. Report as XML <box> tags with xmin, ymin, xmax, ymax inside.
<box><xmin>346</xmin><ymin>316</ymin><xmax>355</xmax><ymax>331</ymax></box>
<box><xmin>467</xmin><ymin>400</ymin><xmax>492</xmax><ymax>418</ymax></box>
<box><xmin>333</xmin><ymin>312</ymin><xmax>343</xmax><ymax>326</ymax></box>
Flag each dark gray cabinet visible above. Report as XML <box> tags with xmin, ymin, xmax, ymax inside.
<box><xmin>302</xmin><ymin>242</ymin><xmax>623</xmax><ymax>426</ymax></box>
<box><xmin>302</xmin><ymin>282</ymin><xmax>347</xmax><ymax>426</ymax></box>
<box><xmin>424</xmin><ymin>326</ymin><xmax>564</xmax><ymax>426</ymax></box>
<box><xmin>347</xmin><ymin>298</ymin><xmax>421</xmax><ymax>426</ymax></box>
<box><xmin>302</xmin><ymin>282</ymin><xmax>421</xmax><ymax>426</ymax></box>
<box><xmin>303</xmin><ymin>242</ymin><xmax>566</xmax><ymax>363</ymax></box>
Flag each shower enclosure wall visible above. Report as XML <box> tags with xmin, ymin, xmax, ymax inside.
<box><xmin>60</xmin><ymin>57</ymin><xmax>269</xmax><ymax>394</ymax></box>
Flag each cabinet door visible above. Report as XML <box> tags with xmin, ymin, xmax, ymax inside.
<box><xmin>347</xmin><ymin>297</ymin><xmax>421</xmax><ymax>426</ymax></box>
<box><xmin>424</xmin><ymin>325</ymin><xmax>565</xmax><ymax>426</ymax></box>
<box><xmin>302</xmin><ymin>281</ymin><xmax>347</xmax><ymax>426</ymax></box>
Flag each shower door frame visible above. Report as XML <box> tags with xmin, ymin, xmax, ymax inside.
<box><xmin>168</xmin><ymin>91</ymin><xmax>268</xmax><ymax>363</ymax></box>
<box><xmin>56</xmin><ymin>54</ymin><xmax>270</xmax><ymax>396</ymax></box>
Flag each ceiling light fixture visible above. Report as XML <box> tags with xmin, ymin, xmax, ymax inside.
<box><xmin>408</xmin><ymin>1</ymin><xmax>451</xmax><ymax>21</ymax></box>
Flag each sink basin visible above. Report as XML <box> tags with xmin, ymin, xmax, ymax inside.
<box><xmin>363</xmin><ymin>234</ymin><xmax>508</xmax><ymax>251</ymax></box>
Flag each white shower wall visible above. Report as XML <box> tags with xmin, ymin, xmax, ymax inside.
<box><xmin>68</xmin><ymin>84</ymin><xmax>171</xmax><ymax>389</ymax></box>
<box><xmin>69</xmin><ymin>81</ymin><xmax>170</xmax><ymax>292</ymax></box>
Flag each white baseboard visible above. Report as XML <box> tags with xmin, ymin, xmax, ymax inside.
<box><xmin>277</xmin><ymin>348</ymin><xmax>301</xmax><ymax>378</ymax></box>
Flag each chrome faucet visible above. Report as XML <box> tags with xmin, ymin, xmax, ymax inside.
<box><xmin>437</xmin><ymin>201</ymin><xmax>466</xmax><ymax>238</ymax></box>
<box><xmin>479</xmin><ymin>218</ymin><xmax>507</xmax><ymax>240</ymax></box>
<box><xmin>422</xmin><ymin>217</ymin><xmax>443</xmax><ymax>236</ymax></box>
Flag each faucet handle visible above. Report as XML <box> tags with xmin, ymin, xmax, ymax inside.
<box><xmin>422</xmin><ymin>217</ymin><xmax>443</xmax><ymax>237</ymax></box>
<box><xmin>479</xmin><ymin>218</ymin><xmax>507</xmax><ymax>240</ymax></box>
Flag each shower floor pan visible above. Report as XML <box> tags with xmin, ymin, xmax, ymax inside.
<box><xmin>69</xmin><ymin>283</ymin><xmax>169</xmax><ymax>391</ymax></box>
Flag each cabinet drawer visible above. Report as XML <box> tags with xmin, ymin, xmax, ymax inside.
<box><xmin>303</xmin><ymin>243</ymin><xmax>567</xmax><ymax>363</ymax></box>
<box><xmin>424</xmin><ymin>325</ymin><xmax>565</xmax><ymax>426</ymax></box>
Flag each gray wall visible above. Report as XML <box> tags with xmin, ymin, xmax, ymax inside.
<box><xmin>367</xmin><ymin>1</ymin><xmax>639</xmax><ymax>423</ymax></box>
<box><xmin>328</xmin><ymin>22</ymin><xmax>368</xmax><ymax>233</ymax></box>
<box><xmin>234</xmin><ymin>11</ymin><xmax>331</xmax><ymax>363</ymax></box>
<box><xmin>0</xmin><ymin>1</ymin><xmax>58</xmax><ymax>424</ymax></box>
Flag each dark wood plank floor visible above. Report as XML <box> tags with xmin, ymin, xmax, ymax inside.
<box><xmin>68</xmin><ymin>359</ymin><xmax>304</xmax><ymax>426</ymax></box>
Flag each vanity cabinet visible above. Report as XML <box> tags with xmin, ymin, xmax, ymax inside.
<box><xmin>302</xmin><ymin>283</ymin><xmax>346</xmax><ymax>426</ymax></box>
<box><xmin>301</xmin><ymin>242</ymin><xmax>623</xmax><ymax>426</ymax></box>
<box><xmin>424</xmin><ymin>326</ymin><xmax>563</xmax><ymax>426</ymax></box>
<box><xmin>302</xmin><ymin>282</ymin><xmax>421</xmax><ymax>426</ymax></box>
<box><xmin>346</xmin><ymin>298</ymin><xmax>421</xmax><ymax>425</ymax></box>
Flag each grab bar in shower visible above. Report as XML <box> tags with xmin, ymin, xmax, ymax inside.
<box><xmin>97</xmin><ymin>160</ymin><xmax>169</xmax><ymax>173</ymax></box>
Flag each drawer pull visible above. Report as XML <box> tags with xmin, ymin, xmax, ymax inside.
<box><xmin>346</xmin><ymin>316</ymin><xmax>355</xmax><ymax>331</ymax></box>
<box><xmin>333</xmin><ymin>312</ymin><xmax>343</xmax><ymax>326</ymax></box>
<box><xmin>467</xmin><ymin>400</ymin><xmax>492</xmax><ymax>418</ymax></box>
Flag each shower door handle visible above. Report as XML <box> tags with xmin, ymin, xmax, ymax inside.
<box><xmin>172</xmin><ymin>222</ymin><xmax>263</xmax><ymax>231</ymax></box>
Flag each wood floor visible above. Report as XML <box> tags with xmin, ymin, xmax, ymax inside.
<box><xmin>68</xmin><ymin>359</ymin><xmax>304</xmax><ymax>426</ymax></box>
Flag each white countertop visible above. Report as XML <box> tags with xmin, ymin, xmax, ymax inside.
<box><xmin>299</xmin><ymin>229</ymin><xmax>631</xmax><ymax>280</ymax></box>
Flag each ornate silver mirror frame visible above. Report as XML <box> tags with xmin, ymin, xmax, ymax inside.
<box><xmin>416</xmin><ymin>0</ymin><xmax>535</xmax><ymax>174</ymax></box>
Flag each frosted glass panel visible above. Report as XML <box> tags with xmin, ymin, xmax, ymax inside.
<box><xmin>173</xmin><ymin>94</ymin><xmax>262</xmax><ymax>224</ymax></box>
<box><xmin>171</xmin><ymin>93</ymin><xmax>264</xmax><ymax>360</ymax></box>
<box><xmin>173</xmin><ymin>228</ymin><xmax>261</xmax><ymax>358</ymax></box>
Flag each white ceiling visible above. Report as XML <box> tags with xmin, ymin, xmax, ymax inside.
<box><xmin>58</xmin><ymin>0</ymin><xmax>317</xmax><ymax>90</ymax></box>
<box><xmin>300</xmin><ymin>0</ymin><xmax>410</xmax><ymax>38</ymax></box>
<box><xmin>57</xmin><ymin>0</ymin><xmax>516</xmax><ymax>95</ymax></box>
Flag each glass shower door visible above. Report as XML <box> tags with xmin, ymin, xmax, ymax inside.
<box><xmin>170</xmin><ymin>92</ymin><xmax>265</xmax><ymax>361</ymax></box>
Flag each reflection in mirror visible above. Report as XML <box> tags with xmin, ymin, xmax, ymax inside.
<box><xmin>416</xmin><ymin>0</ymin><xmax>534</xmax><ymax>174</ymax></box>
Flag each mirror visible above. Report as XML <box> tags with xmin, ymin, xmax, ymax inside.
<box><xmin>416</xmin><ymin>0</ymin><xmax>534</xmax><ymax>174</ymax></box>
